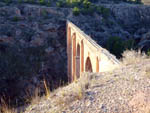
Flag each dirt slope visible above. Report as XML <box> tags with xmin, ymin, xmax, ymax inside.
<box><xmin>24</xmin><ymin>50</ymin><xmax>150</xmax><ymax>113</ymax></box>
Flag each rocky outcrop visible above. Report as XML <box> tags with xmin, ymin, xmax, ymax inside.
<box><xmin>0</xmin><ymin>4</ymin><xmax>69</xmax><ymax>106</ymax></box>
<box><xmin>107</xmin><ymin>4</ymin><xmax>150</xmax><ymax>33</ymax></box>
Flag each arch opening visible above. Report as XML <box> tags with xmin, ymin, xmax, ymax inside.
<box><xmin>85</xmin><ymin>57</ymin><xmax>93</xmax><ymax>72</ymax></box>
<box><xmin>76</xmin><ymin>44</ymin><xmax>80</xmax><ymax>78</ymax></box>
<box><xmin>72</xmin><ymin>33</ymin><xmax>76</xmax><ymax>81</ymax></box>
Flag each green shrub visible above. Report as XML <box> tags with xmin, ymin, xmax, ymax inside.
<box><xmin>105</xmin><ymin>36</ymin><xmax>124</xmax><ymax>58</ymax></box>
<box><xmin>66</xmin><ymin>0</ymin><xmax>81</xmax><ymax>7</ymax></box>
<box><xmin>147</xmin><ymin>49</ymin><xmax>150</xmax><ymax>56</ymax></box>
<box><xmin>83</xmin><ymin>0</ymin><xmax>91</xmax><ymax>8</ymax></box>
<box><xmin>81</xmin><ymin>4</ymin><xmax>95</xmax><ymax>15</ymax></box>
<box><xmin>123</xmin><ymin>39</ymin><xmax>135</xmax><ymax>50</ymax></box>
<box><xmin>41</xmin><ymin>9</ymin><xmax>48</xmax><ymax>18</ymax></box>
<box><xmin>81</xmin><ymin>8</ymin><xmax>89</xmax><ymax>15</ymax></box>
<box><xmin>96</xmin><ymin>6</ymin><xmax>102</xmax><ymax>14</ymax></box>
<box><xmin>12</xmin><ymin>16</ymin><xmax>20</xmax><ymax>22</ymax></box>
<box><xmin>72</xmin><ymin>0</ymin><xmax>82</xmax><ymax>6</ymax></box>
<box><xmin>27</xmin><ymin>0</ymin><xmax>35</xmax><ymax>3</ymax></box>
<box><xmin>4</xmin><ymin>0</ymin><xmax>12</xmax><ymax>4</ymax></box>
<box><xmin>73</xmin><ymin>7</ymin><xmax>80</xmax><ymax>16</ymax></box>
<box><xmin>47</xmin><ymin>0</ymin><xmax>51</xmax><ymax>6</ymax></box>
<box><xmin>96</xmin><ymin>6</ymin><xmax>110</xmax><ymax>18</ymax></box>
<box><xmin>18</xmin><ymin>0</ymin><xmax>22</xmax><ymax>3</ymax></box>
<box><xmin>56</xmin><ymin>0</ymin><xmax>66</xmax><ymax>7</ymax></box>
<box><xmin>105</xmin><ymin>36</ymin><xmax>135</xmax><ymax>58</ymax></box>
<box><xmin>39</xmin><ymin>0</ymin><xmax>46</xmax><ymax>5</ymax></box>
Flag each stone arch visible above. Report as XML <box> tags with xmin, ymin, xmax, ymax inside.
<box><xmin>72</xmin><ymin>33</ymin><xmax>76</xmax><ymax>81</ymax></box>
<box><xmin>85</xmin><ymin>57</ymin><xmax>93</xmax><ymax>72</ymax></box>
<box><xmin>96</xmin><ymin>57</ymin><xmax>99</xmax><ymax>72</ymax></box>
<box><xmin>81</xmin><ymin>40</ymin><xmax>84</xmax><ymax>73</ymax></box>
<box><xmin>76</xmin><ymin>44</ymin><xmax>80</xmax><ymax>78</ymax></box>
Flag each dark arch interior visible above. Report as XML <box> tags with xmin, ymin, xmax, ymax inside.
<box><xmin>85</xmin><ymin>57</ymin><xmax>93</xmax><ymax>72</ymax></box>
<box><xmin>76</xmin><ymin>44</ymin><xmax>80</xmax><ymax>78</ymax></box>
<box><xmin>77</xmin><ymin>44</ymin><xmax>80</xmax><ymax>56</ymax></box>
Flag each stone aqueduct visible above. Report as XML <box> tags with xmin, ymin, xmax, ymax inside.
<box><xmin>67</xmin><ymin>21</ymin><xmax>120</xmax><ymax>82</ymax></box>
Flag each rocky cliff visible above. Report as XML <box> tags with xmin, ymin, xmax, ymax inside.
<box><xmin>0</xmin><ymin>3</ymin><xmax>69</xmax><ymax>106</ymax></box>
<box><xmin>0</xmin><ymin>1</ymin><xmax>150</xmax><ymax>108</ymax></box>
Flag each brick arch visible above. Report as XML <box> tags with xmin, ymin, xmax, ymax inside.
<box><xmin>76</xmin><ymin>44</ymin><xmax>80</xmax><ymax>78</ymax></box>
<box><xmin>85</xmin><ymin>56</ymin><xmax>93</xmax><ymax>72</ymax></box>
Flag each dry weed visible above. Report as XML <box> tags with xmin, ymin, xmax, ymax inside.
<box><xmin>122</xmin><ymin>50</ymin><xmax>147</xmax><ymax>65</ymax></box>
<box><xmin>0</xmin><ymin>98</ymin><xmax>17</xmax><ymax>113</ymax></box>
<box><xmin>43</xmin><ymin>79</ymin><xmax>50</xmax><ymax>98</ymax></box>
<box><xmin>145</xmin><ymin>67</ymin><xmax>150</xmax><ymax>79</ymax></box>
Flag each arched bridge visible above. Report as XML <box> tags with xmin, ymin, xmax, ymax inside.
<box><xmin>67</xmin><ymin>21</ymin><xmax>120</xmax><ymax>82</ymax></box>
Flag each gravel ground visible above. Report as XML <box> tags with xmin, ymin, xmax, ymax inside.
<box><xmin>24</xmin><ymin>52</ymin><xmax>150</xmax><ymax>113</ymax></box>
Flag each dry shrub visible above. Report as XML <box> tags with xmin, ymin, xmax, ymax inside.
<box><xmin>122</xmin><ymin>50</ymin><xmax>147</xmax><ymax>65</ymax></box>
<box><xmin>77</xmin><ymin>72</ymin><xmax>92</xmax><ymax>89</ymax></box>
<box><xmin>145</xmin><ymin>66</ymin><xmax>150</xmax><ymax>79</ymax></box>
<box><xmin>43</xmin><ymin>79</ymin><xmax>50</xmax><ymax>98</ymax></box>
<box><xmin>54</xmin><ymin>73</ymin><xmax>92</xmax><ymax>107</ymax></box>
<box><xmin>70</xmin><ymin>73</ymin><xmax>93</xmax><ymax>100</ymax></box>
<box><xmin>0</xmin><ymin>98</ymin><xmax>17</xmax><ymax>113</ymax></box>
<box><xmin>25</xmin><ymin>73</ymin><xmax>94</xmax><ymax>113</ymax></box>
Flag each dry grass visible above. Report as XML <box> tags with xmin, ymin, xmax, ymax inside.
<box><xmin>43</xmin><ymin>79</ymin><xmax>50</xmax><ymax>98</ymax></box>
<box><xmin>25</xmin><ymin>72</ymin><xmax>93</xmax><ymax>113</ymax></box>
<box><xmin>121</xmin><ymin>50</ymin><xmax>150</xmax><ymax>79</ymax></box>
<box><xmin>121</xmin><ymin>50</ymin><xmax>147</xmax><ymax>66</ymax></box>
<box><xmin>0</xmin><ymin>98</ymin><xmax>17</xmax><ymax>113</ymax></box>
<box><xmin>145</xmin><ymin>67</ymin><xmax>150</xmax><ymax>79</ymax></box>
<box><xmin>55</xmin><ymin>72</ymin><xmax>92</xmax><ymax>104</ymax></box>
<box><xmin>26</xmin><ymin>78</ymin><xmax>51</xmax><ymax>105</ymax></box>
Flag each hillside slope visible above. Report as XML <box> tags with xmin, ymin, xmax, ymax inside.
<box><xmin>24</xmin><ymin>50</ymin><xmax>150</xmax><ymax>113</ymax></box>
<box><xmin>1</xmin><ymin>1</ymin><xmax>150</xmax><ymax>110</ymax></box>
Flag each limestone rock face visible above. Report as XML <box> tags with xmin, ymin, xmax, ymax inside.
<box><xmin>110</xmin><ymin>4</ymin><xmax>150</xmax><ymax>29</ymax></box>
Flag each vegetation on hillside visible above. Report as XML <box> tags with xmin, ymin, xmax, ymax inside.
<box><xmin>105</xmin><ymin>36</ymin><xmax>135</xmax><ymax>58</ymax></box>
<box><xmin>1</xmin><ymin>0</ymin><xmax>143</xmax><ymax>16</ymax></box>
